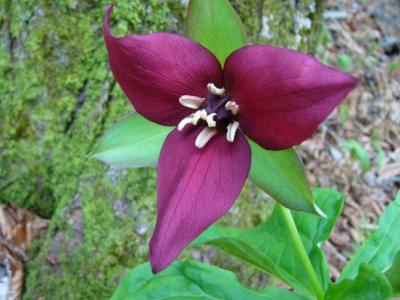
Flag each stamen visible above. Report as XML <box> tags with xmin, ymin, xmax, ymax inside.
<box><xmin>195</xmin><ymin>127</ymin><xmax>218</xmax><ymax>148</ymax></box>
<box><xmin>179</xmin><ymin>95</ymin><xmax>205</xmax><ymax>109</ymax></box>
<box><xmin>192</xmin><ymin>109</ymin><xmax>207</xmax><ymax>125</ymax></box>
<box><xmin>226</xmin><ymin>121</ymin><xmax>239</xmax><ymax>142</ymax></box>
<box><xmin>177</xmin><ymin>116</ymin><xmax>193</xmax><ymax>131</ymax></box>
<box><xmin>225</xmin><ymin>101</ymin><xmax>239</xmax><ymax>115</ymax></box>
<box><xmin>207</xmin><ymin>83</ymin><xmax>225</xmax><ymax>96</ymax></box>
<box><xmin>206</xmin><ymin>113</ymin><xmax>217</xmax><ymax>127</ymax></box>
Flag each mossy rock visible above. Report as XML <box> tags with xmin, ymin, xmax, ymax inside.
<box><xmin>0</xmin><ymin>0</ymin><xmax>323</xmax><ymax>299</ymax></box>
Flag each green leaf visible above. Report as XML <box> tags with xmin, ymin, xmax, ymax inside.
<box><xmin>111</xmin><ymin>260</ymin><xmax>307</xmax><ymax>300</ymax></box>
<box><xmin>249</xmin><ymin>140</ymin><xmax>323</xmax><ymax>216</ymax></box>
<box><xmin>339</xmin><ymin>192</ymin><xmax>400</xmax><ymax>281</ymax></box>
<box><xmin>191</xmin><ymin>188</ymin><xmax>344</xmax><ymax>297</ymax></box>
<box><xmin>342</xmin><ymin>139</ymin><xmax>371</xmax><ymax>171</ymax></box>
<box><xmin>186</xmin><ymin>0</ymin><xmax>247</xmax><ymax>65</ymax></box>
<box><xmin>384</xmin><ymin>252</ymin><xmax>400</xmax><ymax>295</ymax></box>
<box><xmin>325</xmin><ymin>264</ymin><xmax>392</xmax><ymax>300</ymax></box>
<box><xmin>91</xmin><ymin>113</ymin><xmax>171</xmax><ymax>168</ymax></box>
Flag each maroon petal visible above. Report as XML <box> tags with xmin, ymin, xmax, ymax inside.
<box><xmin>103</xmin><ymin>5</ymin><xmax>222</xmax><ymax>126</ymax></box>
<box><xmin>150</xmin><ymin>127</ymin><xmax>251</xmax><ymax>273</ymax></box>
<box><xmin>223</xmin><ymin>45</ymin><xmax>358</xmax><ymax>150</ymax></box>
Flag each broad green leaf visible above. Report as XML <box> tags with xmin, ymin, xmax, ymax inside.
<box><xmin>186</xmin><ymin>0</ymin><xmax>247</xmax><ymax>65</ymax></box>
<box><xmin>192</xmin><ymin>188</ymin><xmax>344</xmax><ymax>297</ymax></box>
<box><xmin>325</xmin><ymin>264</ymin><xmax>392</xmax><ymax>300</ymax></box>
<box><xmin>92</xmin><ymin>113</ymin><xmax>171</xmax><ymax>168</ymax></box>
<box><xmin>249</xmin><ymin>140</ymin><xmax>323</xmax><ymax>216</ymax></box>
<box><xmin>111</xmin><ymin>260</ymin><xmax>307</xmax><ymax>300</ymax></box>
<box><xmin>384</xmin><ymin>252</ymin><xmax>400</xmax><ymax>295</ymax></box>
<box><xmin>339</xmin><ymin>192</ymin><xmax>400</xmax><ymax>281</ymax></box>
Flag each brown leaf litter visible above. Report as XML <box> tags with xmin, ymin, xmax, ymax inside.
<box><xmin>0</xmin><ymin>204</ymin><xmax>48</xmax><ymax>300</ymax></box>
<box><xmin>301</xmin><ymin>0</ymin><xmax>400</xmax><ymax>280</ymax></box>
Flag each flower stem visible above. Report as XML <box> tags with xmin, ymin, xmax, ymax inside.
<box><xmin>279</xmin><ymin>205</ymin><xmax>325</xmax><ymax>300</ymax></box>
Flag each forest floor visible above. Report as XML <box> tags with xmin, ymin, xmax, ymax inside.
<box><xmin>302</xmin><ymin>0</ymin><xmax>400</xmax><ymax>279</ymax></box>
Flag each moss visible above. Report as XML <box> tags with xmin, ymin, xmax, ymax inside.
<box><xmin>232</xmin><ymin>0</ymin><xmax>322</xmax><ymax>52</ymax></box>
<box><xmin>0</xmin><ymin>0</ymin><xmax>323</xmax><ymax>299</ymax></box>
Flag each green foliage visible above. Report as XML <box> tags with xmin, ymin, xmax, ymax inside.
<box><xmin>191</xmin><ymin>188</ymin><xmax>344</xmax><ymax>297</ymax></box>
<box><xmin>186</xmin><ymin>0</ymin><xmax>247</xmax><ymax>65</ymax></box>
<box><xmin>384</xmin><ymin>252</ymin><xmax>400</xmax><ymax>295</ymax></box>
<box><xmin>336</xmin><ymin>54</ymin><xmax>353</xmax><ymax>73</ymax></box>
<box><xmin>339</xmin><ymin>192</ymin><xmax>400</xmax><ymax>282</ymax></box>
<box><xmin>112</xmin><ymin>260</ymin><xmax>307</xmax><ymax>300</ymax></box>
<box><xmin>92</xmin><ymin>113</ymin><xmax>171</xmax><ymax>168</ymax></box>
<box><xmin>371</xmin><ymin>130</ymin><xmax>385</xmax><ymax>169</ymax></box>
<box><xmin>342</xmin><ymin>139</ymin><xmax>371</xmax><ymax>171</ymax></box>
<box><xmin>388</xmin><ymin>59</ymin><xmax>400</xmax><ymax>75</ymax></box>
<box><xmin>325</xmin><ymin>265</ymin><xmax>392</xmax><ymax>300</ymax></box>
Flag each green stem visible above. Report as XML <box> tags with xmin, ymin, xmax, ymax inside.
<box><xmin>279</xmin><ymin>205</ymin><xmax>325</xmax><ymax>300</ymax></box>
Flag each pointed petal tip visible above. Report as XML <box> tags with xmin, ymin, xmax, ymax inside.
<box><xmin>149</xmin><ymin>241</ymin><xmax>172</xmax><ymax>274</ymax></box>
<box><xmin>103</xmin><ymin>5</ymin><xmax>113</xmax><ymax>35</ymax></box>
<box><xmin>150</xmin><ymin>128</ymin><xmax>251</xmax><ymax>275</ymax></box>
<box><xmin>350</xmin><ymin>74</ymin><xmax>360</xmax><ymax>89</ymax></box>
<box><xmin>101</xmin><ymin>6</ymin><xmax>222</xmax><ymax>126</ymax></box>
<box><xmin>103</xmin><ymin>5</ymin><xmax>116</xmax><ymax>42</ymax></box>
<box><xmin>150</xmin><ymin>260</ymin><xmax>163</xmax><ymax>274</ymax></box>
<box><xmin>338</xmin><ymin>68</ymin><xmax>359</xmax><ymax>90</ymax></box>
<box><xmin>223</xmin><ymin>45</ymin><xmax>360</xmax><ymax>150</ymax></box>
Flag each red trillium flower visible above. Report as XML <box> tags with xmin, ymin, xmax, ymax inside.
<box><xmin>103</xmin><ymin>5</ymin><xmax>357</xmax><ymax>273</ymax></box>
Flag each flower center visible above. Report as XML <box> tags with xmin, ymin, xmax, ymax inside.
<box><xmin>177</xmin><ymin>83</ymin><xmax>240</xmax><ymax>148</ymax></box>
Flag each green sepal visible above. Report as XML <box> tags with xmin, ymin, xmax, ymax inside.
<box><xmin>91</xmin><ymin>113</ymin><xmax>171</xmax><ymax>168</ymax></box>
<box><xmin>186</xmin><ymin>0</ymin><xmax>247</xmax><ymax>65</ymax></box>
<box><xmin>249</xmin><ymin>140</ymin><xmax>325</xmax><ymax>216</ymax></box>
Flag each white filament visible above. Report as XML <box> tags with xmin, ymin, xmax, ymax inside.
<box><xmin>195</xmin><ymin>127</ymin><xmax>218</xmax><ymax>148</ymax></box>
<box><xmin>226</xmin><ymin>121</ymin><xmax>239</xmax><ymax>142</ymax></box>
<box><xmin>179</xmin><ymin>95</ymin><xmax>205</xmax><ymax>109</ymax></box>
<box><xmin>177</xmin><ymin>115</ymin><xmax>194</xmax><ymax>131</ymax></box>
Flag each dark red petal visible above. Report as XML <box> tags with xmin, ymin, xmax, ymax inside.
<box><xmin>223</xmin><ymin>45</ymin><xmax>358</xmax><ymax>150</ymax></box>
<box><xmin>150</xmin><ymin>127</ymin><xmax>251</xmax><ymax>273</ymax></box>
<box><xmin>103</xmin><ymin>5</ymin><xmax>222</xmax><ymax>126</ymax></box>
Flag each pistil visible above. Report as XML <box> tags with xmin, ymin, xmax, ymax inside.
<box><xmin>177</xmin><ymin>83</ymin><xmax>240</xmax><ymax>148</ymax></box>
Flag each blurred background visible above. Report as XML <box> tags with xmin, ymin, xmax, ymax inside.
<box><xmin>0</xmin><ymin>0</ymin><xmax>399</xmax><ymax>299</ymax></box>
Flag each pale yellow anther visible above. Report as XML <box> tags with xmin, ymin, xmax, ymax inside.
<box><xmin>195</xmin><ymin>127</ymin><xmax>218</xmax><ymax>148</ymax></box>
<box><xmin>225</xmin><ymin>101</ymin><xmax>239</xmax><ymax>115</ymax></box>
<box><xmin>179</xmin><ymin>95</ymin><xmax>205</xmax><ymax>109</ymax></box>
<box><xmin>226</xmin><ymin>121</ymin><xmax>239</xmax><ymax>142</ymax></box>
<box><xmin>207</xmin><ymin>83</ymin><xmax>225</xmax><ymax>96</ymax></box>
<box><xmin>192</xmin><ymin>109</ymin><xmax>207</xmax><ymax>125</ymax></box>
<box><xmin>206</xmin><ymin>113</ymin><xmax>217</xmax><ymax>127</ymax></box>
<box><xmin>177</xmin><ymin>115</ymin><xmax>193</xmax><ymax>131</ymax></box>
